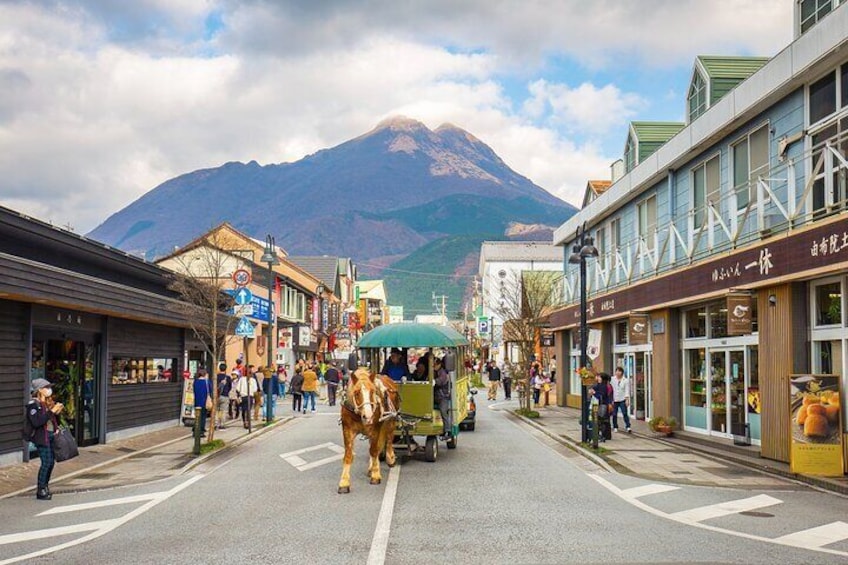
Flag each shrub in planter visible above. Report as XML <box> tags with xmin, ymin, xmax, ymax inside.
<box><xmin>648</xmin><ymin>416</ymin><xmax>676</xmax><ymax>436</ymax></box>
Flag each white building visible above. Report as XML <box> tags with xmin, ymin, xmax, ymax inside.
<box><xmin>478</xmin><ymin>241</ymin><xmax>564</xmax><ymax>360</ymax></box>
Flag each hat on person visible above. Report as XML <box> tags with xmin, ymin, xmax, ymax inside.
<box><xmin>390</xmin><ymin>348</ymin><xmax>402</xmax><ymax>355</ymax></box>
<box><xmin>31</xmin><ymin>378</ymin><xmax>51</xmax><ymax>392</ymax></box>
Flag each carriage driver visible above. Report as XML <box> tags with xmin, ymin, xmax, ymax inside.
<box><xmin>380</xmin><ymin>348</ymin><xmax>410</xmax><ymax>382</ymax></box>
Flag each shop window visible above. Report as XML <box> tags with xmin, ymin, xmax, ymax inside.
<box><xmin>687</xmin><ymin>349</ymin><xmax>707</xmax><ymax>408</ymax></box>
<box><xmin>748</xmin><ymin>346</ymin><xmax>760</xmax><ymax>416</ymax></box>
<box><xmin>614</xmin><ymin>320</ymin><xmax>628</xmax><ymax>345</ymax></box>
<box><xmin>685</xmin><ymin>307</ymin><xmax>706</xmax><ymax>338</ymax></box>
<box><xmin>112</xmin><ymin>357</ymin><xmax>177</xmax><ymax>385</ymax></box>
<box><xmin>709</xmin><ymin>302</ymin><xmax>728</xmax><ymax>338</ymax></box>
<box><xmin>815</xmin><ymin>339</ymin><xmax>842</xmax><ymax>374</ymax></box>
<box><xmin>815</xmin><ymin>281</ymin><xmax>842</xmax><ymax>326</ymax></box>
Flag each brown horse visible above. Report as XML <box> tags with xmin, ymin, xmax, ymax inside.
<box><xmin>338</xmin><ymin>368</ymin><xmax>399</xmax><ymax>494</ymax></box>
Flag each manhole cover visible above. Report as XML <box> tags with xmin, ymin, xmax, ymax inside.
<box><xmin>739</xmin><ymin>511</ymin><xmax>774</xmax><ymax>518</ymax></box>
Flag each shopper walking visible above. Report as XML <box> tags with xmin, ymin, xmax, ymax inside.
<box><xmin>235</xmin><ymin>370</ymin><xmax>258</xmax><ymax>429</ymax></box>
<box><xmin>193</xmin><ymin>369</ymin><xmax>211</xmax><ymax>437</ymax></box>
<box><xmin>26</xmin><ymin>378</ymin><xmax>64</xmax><ymax>500</ymax></box>
<box><xmin>290</xmin><ymin>367</ymin><xmax>304</xmax><ymax>413</ymax></box>
<box><xmin>486</xmin><ymin>360</ymin><xmax>501</xmax><ymax>401</ymax></box>
<box><xmin>215</xmin><ymin>363</ymin><xmax>231</xmax><ymax>429</ymax></box>
<box><xmin>611</xmin><ymin>366</ymin><xmax>632</xmax><ymax>433</ymax></box>
<box><xmin>277</xmin><ymin>365</ymin><xmax>288</xmax><ymax>399</ymax></box>
<box><xmin>324</xmin><ymin>361</ymin><xmax>341</xmax><ymax>406</ymax></box>
<box><xmin>502</xmin><ymin>364</ymin><xmax>513</xmax><ymax>400</ymax></box>
<box><xmin>301</xmin><ymin>362</ymin><xmax>319</xmax><ymax>413</ymax></box>
<box><xmin>251</xmin><ymin>366</ymin><xmax>263</xmax><ymax>421</ymax></box>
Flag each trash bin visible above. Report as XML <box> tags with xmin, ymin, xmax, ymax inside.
<box><xmin>732</xmin><ymin>422</ymin><xmax>751</xmax><ymax>446</ymax></box>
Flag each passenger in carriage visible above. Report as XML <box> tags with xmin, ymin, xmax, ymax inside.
<box><xmin>411</xmin><ymin>359</ymin><xmax>428</xmax><ymax>382</ymax></box>
<box><xmin>380</xmin><ymin>348</ymin><xmax>410</xmax><ymax>382</ymax></box>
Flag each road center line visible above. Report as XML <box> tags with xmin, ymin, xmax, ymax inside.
<box><xmin>366</xmin><ymin>465</ymin><xmax>401</xmax><ymax>565</ymax></box>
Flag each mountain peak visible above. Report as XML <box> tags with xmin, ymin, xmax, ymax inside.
<box><xmin>373</xmin><ymin>115</ymin><xmax>429</xmax><ymax>133</ymax></box>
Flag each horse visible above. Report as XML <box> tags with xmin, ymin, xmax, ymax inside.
<box><xmin>338</xmin><ymin>368</ymin><xmax>399</xmax><ymax>494</ymax></box>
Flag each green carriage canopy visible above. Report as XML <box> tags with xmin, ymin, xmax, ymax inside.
<box><xmin>356</xmin><ymin>323</ymin><xmax>468</xmax><ymax>349</ymax></box>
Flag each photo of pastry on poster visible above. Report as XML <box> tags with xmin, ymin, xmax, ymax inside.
<box><xmin>789</xmin><ymin>374</ymin><xmax>844</xmax><ymax>477</ymax></box>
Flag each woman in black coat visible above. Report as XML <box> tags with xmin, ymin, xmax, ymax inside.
<box><xmin>590</xmin><ymin>372</ymin><xmax>614</xmax><ymax>442</ymax></box>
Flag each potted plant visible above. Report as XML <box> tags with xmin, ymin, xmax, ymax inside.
<box><xmin>576</xmin><ymin>366</ymin><xmax>597</xmax><ymax>386</ymax></box>
<box><xmin>648</xmin><ymin>416</ymin><xmax>677</xmax><ymax>436</ymax></box>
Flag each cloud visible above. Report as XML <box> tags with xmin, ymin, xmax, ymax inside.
<box><xmin>0</xmin><ymin>0</ymin><xmax>792</xmax><ymax>232</ymax></box>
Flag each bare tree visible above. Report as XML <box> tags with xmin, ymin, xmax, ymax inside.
<box><xmin>162</xmin><ymin>237</ymin><xmax>242</xmax><ymax>442</ymax></box>
<box><xmin>490</xmin><ymin>271</ymin><xmax>563</xmax><ymax>412</ymax></box>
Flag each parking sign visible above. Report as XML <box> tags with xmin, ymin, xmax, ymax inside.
<box><xmin>478</xmin><ymin>317</ymin><xmax>489</xmax><ymax>335</ymax></box>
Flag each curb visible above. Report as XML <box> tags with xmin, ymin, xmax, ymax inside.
<box><xmin>512</xmin><ymin>412</ymin><xmax>615</xmax><ymax>473</ymax></box>
<box><xmin>177</xmin><ymin>416</ymin><xmax>294</xmax><ymax>474</ymax></box>
<box><xmin>0</xmin><ymin>432</ymin><xmax>193</xmax><ymax>501</ymax></box>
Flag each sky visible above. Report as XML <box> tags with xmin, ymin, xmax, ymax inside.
<box><xmin>0</xmin><ymin>0</ymin><xmax>793</xmax><ymax>233</ymax></box>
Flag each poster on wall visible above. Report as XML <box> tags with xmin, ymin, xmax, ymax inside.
<box><xmin>181</xmin><ymin>376</ymin><xmax>196</xmax><ymax>422</ymax></box>
<box><xmin>628</xmin><ymin>313</ymin><xmax>649</xmax><ymax>345</ymax></box>
<box><xmin>789</xmin><ymin>374</ymin><xmax>844</xmax><ymax>476</ymax></box>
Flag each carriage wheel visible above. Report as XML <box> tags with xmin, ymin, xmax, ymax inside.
<box><xmin>424</xmin><ymin>436</ymin><xmax>438</xmax><ymax>462</ymax></box>
<box><xmin>446</xmin><ymin>434</ymin><xmax>457</xmax><ymax>449</ymax></box>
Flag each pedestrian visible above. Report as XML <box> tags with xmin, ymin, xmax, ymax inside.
<box><xmin>531</xmin><ymin>363</ymin><xmax>543</xmax><ymax>406</ymax></box>
<box><xmin>433</xmin><ymin>357</ymin><xmax>452</xmax><ymax>440</ymax></box>
<box><xmin>502</xmin><ymin>363</ymin><xmax>513</xmax><ymax>400</ymax></box>
<box><xmin>215</xmin><ymin>363</ymin><xmax>231</xmax><ymax>429</ymax></box>
<box><xmin>301</xmin><ymin>362</ymin><xmax>319</xmax><ymax>413</ymax></box>
<box><xmin>262</xmin><ymin>366</ymin><xmax>278</xmax><ymax>421</ymax></box>
<box><xmin>251</xmin><ymin>366</ymin><xmax>263</xmax><ymax>421</ymax></box>
<box><xmin>234</xmin><ymin>370</ymin><xmax>258</xmax><ymax>429</ymax></box>
<box><xmin>590</xmin><ymin>372</ymin><xmax>614</xmax><ymax>442</ymax></box>
<box><xmin>324</xmin><ymin>361</ymin><xmax>341</xmax><ymax>406</ymax></box>
<box><xmin>541</xmin><ymin>370</ymin><xmax>552</xmax><ymax>407</ymax></box>
<box><xmin>229</xmin><ymin>370</ymin><xmax>240</xmax><ymax>419</ymax></box>
<box><xmin>549</xmin><ymin>355</ymin><xmax>557</xmax><ymax>383</ymax></box>
<box><xmin>486</xmin><ymin>360</ymin><xmax>501</xmax><ymax>401</ymax></box>
<box><xmin>26</xmin><ymin>378</ymin><xmax>64</xmax><ymax>500</ymax></box>
<box><xmin>277</xmin><ymin>365</ymin><xmax>288</xmax><ymax>399</ymax></box>
<box><xmin>611</xmin><ymin>366</ymin><xmax>632</xmax><ymax>433</ymax></box>
<box><xmin>290</xmin><ymin>366</ymin><xmax>304</xmax><ymax>413</ymax></box>
<box><xmin>192</xmin><ymin>369</ymin><xmax>211</xmax><ymax>437</ymax></box>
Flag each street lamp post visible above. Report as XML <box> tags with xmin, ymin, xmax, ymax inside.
<box><xmin>567</xmin><ymin>223</ymin><xmax>598</xmax><ymax>444</ymax></box>
<box><xmin>261</xmin><ymin>235</ymin><xmax>280</xmax><ymax>424</ymax></box>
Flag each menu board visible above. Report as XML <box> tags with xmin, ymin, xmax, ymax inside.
<box><xmin>789</xmin><ymin>375</ymin><xmax>843</xmax><ymax>476</ymax></box>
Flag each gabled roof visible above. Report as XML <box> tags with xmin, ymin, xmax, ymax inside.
<box><xmin>630</xmin><ymin>122</ymin><xmax>686</xmax><ymax>144</ymax></box>
<box><xmin>288</xmin><ymin>256</ymin><xmax>340</xmax><ymax>292</ymax></box>
<box><xmin>358</xmin><ymin>280</ymin><xmax>387</xmax><ymax>302</ymax></box>
<box><xmin>582</xmin><ymin>180</ymin><xmax>613</xmax><ymax>208</ymax></box>
<box><xmin>697</xmin><ymin>55</ymin><xmax>770</xmax><ymax>80</ymax></box>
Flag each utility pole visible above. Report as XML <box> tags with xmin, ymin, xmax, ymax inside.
<box><xmin>432</xmin><ymin>291</ymin><xmax>448</xmax><ymax>325</ymax></box>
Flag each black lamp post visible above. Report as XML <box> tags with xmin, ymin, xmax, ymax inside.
<box><xmin>567</xmin><ymin>223</ymin><xmax>598</xmax><ymax>443</ymax></box>
<box><xmin>316</xmin><ymin>283</ymin><xmax>326</xmax><ymax>362</ymax></box>
<box><xmin>261</xmin><ymin>234</ymin><xmax>280</xmax><ymax>424</ymax></box>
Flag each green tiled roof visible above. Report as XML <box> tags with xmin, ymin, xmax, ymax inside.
<box><xmin>631</xmin><ymin>122</ymin><xmax>686</xmax><ymax>143</ymax></box>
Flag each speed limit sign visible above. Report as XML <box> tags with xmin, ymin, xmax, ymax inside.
<box><xmin>232</xmin><ymin>268</ymin><xmax>251</xmax><ymax>287</ymax></box>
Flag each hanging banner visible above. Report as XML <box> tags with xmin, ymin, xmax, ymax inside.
<box><xmin>540</xmin><ymin>332</ymin><xmax>554</xmax><ymax>347</ymax></box>
<box><xmin>789</xmin><ymin>374</ymin><xmax>844</xmax><ymax>476</ymax></box>
<box><xmin>727</xmin><ymin>293</ymin><xmax>753</xmax><ymax>335</ymax></box>
<box><xmin>586</xmin><ymin>328</ymin><xmax>602</xmax><ymax>360</ymax></box>
<box><xmin>628</xmin><ymin>313</ymin><xmax>650</xmax><ymax>345</ymax></box>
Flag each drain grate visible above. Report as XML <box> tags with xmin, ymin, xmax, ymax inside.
<box><xmin>739</xmin><ymin>511</ymin><xmax>774</xmax><ymax>518</ymax></box>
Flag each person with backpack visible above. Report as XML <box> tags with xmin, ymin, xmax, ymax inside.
<box><xmin>25</xmin><ymin>378</ymin><xmax>64</xmax><ymax>500</ymax></box>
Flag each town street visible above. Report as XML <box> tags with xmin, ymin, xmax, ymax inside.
<box><xmin>1</xmin><ymin>402</ymin><xmax>847</xmax><ymax>564</ymax></box>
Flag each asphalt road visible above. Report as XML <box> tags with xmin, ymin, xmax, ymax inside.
<box><xmin>1</xmin><ymin>398</ymin><xmax>848</xmax><ymax>564</ymax></box>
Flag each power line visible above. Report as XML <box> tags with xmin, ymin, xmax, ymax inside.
<box><xmin>356</xmin><ymin>261</ymin><xmax>478</xmax><ymax>279</ymax></box>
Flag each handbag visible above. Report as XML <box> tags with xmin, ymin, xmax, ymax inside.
<box><xmin>598</xmin><ymin>404</ymin><xmax>610</xmax><ymax>419</ymax></box>
<box><xmin>205</xmin><ymin>395</ymin><xmax>213</xmax><ymax>411</ymax></box>
<box><xmin>542</xmin><ymin>383</ymin><xmax>551</xmax><ymax>392</ymax></box>
<box><xmin>53</xmin><ymin>427</ymin><xmax>79</xmax><ymax>462</ymax></box>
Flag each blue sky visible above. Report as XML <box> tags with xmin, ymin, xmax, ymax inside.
<box><xmin>0</xmin><ymin>1</ymin><xmax>793</xmax><ymax>232</ymax></box>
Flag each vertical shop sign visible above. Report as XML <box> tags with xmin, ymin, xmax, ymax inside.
<box><xmin>727</xmin><ymin>293</ymin><xmax>753</xmax><ymax>335</ymax></box>
<box><xmin>789</xmin><ymin>374</ymin><xmax>844</xmax><ymax>476</ymax></box>
<box><xmin>628</xmin><ymin>313</ymin><xmax>650</xmax><ymax>345</ymax></box>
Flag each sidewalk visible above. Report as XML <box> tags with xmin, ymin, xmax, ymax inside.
<box><xmin>0</xmin><ymin>414</ymin><xmax>292</xmax><ymax>499</ymax></box>
<box><xmin>517</xmin><ymin>404</ymin><xmax>848</xmax><ymax>495</ymax></box>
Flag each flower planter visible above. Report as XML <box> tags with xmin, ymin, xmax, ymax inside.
<box><xmin>656</xmin><ymin>425</ymin><xmax>673</xmax><ymax>436</ymax></box>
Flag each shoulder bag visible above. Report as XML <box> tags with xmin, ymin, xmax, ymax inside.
<box><xmin>53</xmin><ymin>427</ymin><xmax>79</xmax><ymax>462</ymax></box>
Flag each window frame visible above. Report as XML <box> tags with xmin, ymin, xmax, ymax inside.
<box><xmin>690</xmin><ymin>152</ymin><xmax>721</xmax><ymax>233</ymax></box>
<box><xmin>637</xmin><ymin>194</ymin><xmax>658</xmax><ymax>251</ymax></box>
<box><xmin>730</xmin><ymin>121</ymin><xmax>771</xmax><ymax>213</ymax></box>
<box><xmin>624</xmin><ymin>134</ymin><xmax>637</xmax><ymax>173</ymax></box>
<box><xmin>688</xmin><ymin>70</ymin><xmax>708</xmax><ymax>122</ymax></box>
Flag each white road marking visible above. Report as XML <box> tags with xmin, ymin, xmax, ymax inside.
<box><xmin>0</xmin><ymin>520</ymin><xmax>117</xmax><ymax>546</ymax></box>
<box><xmin>37</xmin><ymin>492</ymin><xmax>162</xmax><ymax>516</ymax></box>
<box><xmin>589</xmin><ymin>474</ymin><xmax>848</xmax><ymax>558</ymax></box>
<box><xmin>366</xmin><ymin>465</ymin><xmax>401</xmax><ymax>565</ymax></box>
<box><xmin>671</xmin><ymin>494</ymin><xmax>782</xmax><ymax>523</ymax></box>
<box><xmin>620</xmin><ymin>483</ymin><xmax>680</xmax><ymax>499</ymax></box>
<box><xmin>774</xmin><ymin>521</ymin><xmax>848</xmax><ymax>549</ymax></box>
<box><xmin>0</xmin><ymin>474</ymin><xmax>203</xmax><ymax>565</ymax></box>
<box><xmin>280</xmin><ymin>442</ymin><xmax>345</xmax><ymax>471</ymax></box>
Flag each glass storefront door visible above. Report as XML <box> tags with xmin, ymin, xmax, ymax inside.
<box><xmin>708</xmin><ymin>348</ymin><xmax>747</xmax><ymax>437</ymax></box>
<box><xmin>31</xmin><ymin>336</ymin><xmax>101</xmax><ymax>446</ymax></box>
<box><xmin>614</xmin><ymin>351</ymin><xmax>653</xmax><ymax>421</ymax></box>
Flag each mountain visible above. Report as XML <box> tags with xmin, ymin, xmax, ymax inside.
<box><xmin>88</xmin><ymin>116</ymin><xmax>577</xmax><ymax>315</ymax></box>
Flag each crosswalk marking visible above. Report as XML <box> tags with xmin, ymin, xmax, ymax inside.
<box><xmin>775</xmin><ymin>521</ymin><xmax>848</xmax><ymax>549</ymax></box>
<box><xmin>37</xmin><ymin>493</ymin><xmax>162</xmax><ymax>516</ymax></box>
<box><xmin>280</xmin><ymin>442</ymin><xmax>346</xmax><ymax>472</ymax></box>
<box><xmin>620</xmin><ymin>484</ymin><xmax>680</xmax><ymax>499</ymax></box>
<box><xmin>671</xmin><ymin>494</ymin><xmax>782</xmax><ymax>522</ymax></box>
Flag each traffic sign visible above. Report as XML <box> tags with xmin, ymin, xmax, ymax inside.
<box><xmin>478</xmin><ymin>317</ymin><xmax>490</xmax><ymax>335</ymax></box>
<box><xmin>232</xmin><ymin>269</ymin><xmax>251</xmax><ymax>287</ymax></box>
<box><xmin>234</xmin><ymin>287</ymin><xmax>253</xmax><ymax>306</ymax></box>
<box><xmin>235</xmin><ymin>317</ymin><xmax>255</xmax><ymax>338</ymax></box>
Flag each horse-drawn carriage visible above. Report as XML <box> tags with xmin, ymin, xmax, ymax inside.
<box><xmin>338</xmin><ymin>323</ymin><xmax>471</xmax><ymax>493</ymax></box>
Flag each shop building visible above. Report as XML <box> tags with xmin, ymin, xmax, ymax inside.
<box><xmin>550</xmin><ymin>3</ymin><xmax>848</xmax><ymax>469</ymax></box>
<box><xmin>0</xmin><ymin>206</ymin><xmax>202</xmax><ymax>466</ymax></box>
